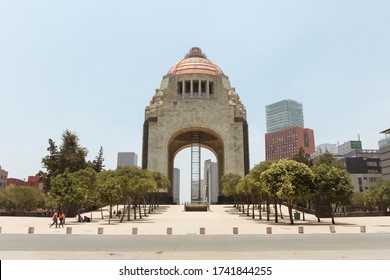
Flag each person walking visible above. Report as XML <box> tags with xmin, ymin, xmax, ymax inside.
<box><xmin>58</xmin><ymin>212</ymin><xmax>65</xmax><ymax>228</ymax></box>
<box><xmin>50</xmin><ymin>211</ymin><xmax>58</xmax><ymax>228</ymax></box>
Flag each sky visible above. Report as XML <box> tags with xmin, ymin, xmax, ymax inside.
<box><xmin>1</xmin><ymin>0</ymin><xmax>389</xmax><ymax>202</ymax></box>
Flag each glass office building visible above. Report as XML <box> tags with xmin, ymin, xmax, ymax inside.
<box><xmin>266</xmin><ymin>99</ymin><xmax>304</xmax><ymax>132</ymax></box>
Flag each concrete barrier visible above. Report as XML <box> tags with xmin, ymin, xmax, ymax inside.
<box><xmin>233</xmin><ymin>227</ymin><xmax>239</xmax><ymax>234</ymax></box>
<box><xmin>329</xmin><ymin>225</ymin><xmax>336</xmax><ymax>233</ymax></box>
<box><xmin>132</xmin><ymin>227</ymin><xmax>138</xmax><ymax>235</ymax></box>
<box><xmin>298</xmin><ymin>226</ymin><xmax>304</xmax><ymax>234</ymax></box>
<box><xmin>266</xmin><ymin>227</ymin><xmax>272</xmax><ymax>234</ymax></box>
<box><xmin>167</xmin><ymin>227</ymin><xmax>172</xmax><ymax>235</ymax></box>
<box><xmin>97</xmin><ymin>227</ymin><xmax>104</xmax><ymax>235</ymax></box>
<box><xmin>28</xmin><ymin>227</ymin><xmax>34</xmax><ymax>234</ymax></box>
<box><xmin>360</xmin><ymin>225</ymin><xmax>366</xmax><ymax>233</ymax></box>
<box><xmin>66</xmin><ymin>227</ymin><xmax>72</xmax><ymax>234</ymax></box>
<box><xmin>200</xmin><ymin>227</ymin><xmax>205</xmax><ymax>235</ymax></box>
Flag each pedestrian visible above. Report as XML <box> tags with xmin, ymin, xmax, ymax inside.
<box><xmin>58</xmin><ymin>212</ymin><xmax>65</xmax><ymax>227</ymax></box>
<box><xmin>50</xmin><ymin>211</ymin><xmax>58</xmax><ymax>228</ymax></box>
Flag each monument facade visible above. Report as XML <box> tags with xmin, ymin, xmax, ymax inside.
<box><xmin>142</xmin><ymin>47</ymin><xmax>249</xmax><ymax>202</ymax></box>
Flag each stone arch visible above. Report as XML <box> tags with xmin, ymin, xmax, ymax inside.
<box><xmin>167</xmin><ymin>126</ymin><xmax>225</xmax><ymax>198</ymax></box>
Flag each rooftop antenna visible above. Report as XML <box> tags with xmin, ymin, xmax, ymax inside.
<box><xmin>358</xmin><ymin>133</ymin><xmax>361</xmax><ymax>141</ymax></box>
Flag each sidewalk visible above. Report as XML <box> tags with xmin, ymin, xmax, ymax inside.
<box><xmin>1</xmin><ymin>205</ymin><xmax>390</xmax><ymax>235</ymax></box>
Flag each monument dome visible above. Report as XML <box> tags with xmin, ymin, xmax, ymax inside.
<box><xmin>168</xmin><ymin>47</ymin><xmax>223</xmax><ymax>76</ymax></box>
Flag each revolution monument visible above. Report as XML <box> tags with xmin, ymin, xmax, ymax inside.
<box><xmin>142</xmin><ymin>47</ymin><xmax>249</xmax><ymax>203</ymax></box>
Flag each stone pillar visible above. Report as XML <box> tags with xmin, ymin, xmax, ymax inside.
<box><xmin>98</xmin><ymin>227</ymin><xmax>104</xmax><ymax>235</ymax></box>
<box><xmin>298</xmin><ymin>226</ymin><xmax>304</xmax><ymax>234</ymax></box>
<box><xmin>66</xmin><ymin>227</ymin><xmax>72</xmax><ymax>234</ymax></box>
<box><xmin>200</xmin><ymin>227</ymin><xmax>206</xmax><ymax>235</ymax></box>
<box><xmin>233</xmin><ymin>227</ymin><xmax>239</xmax><ymax>234</ymax></box>
<box><xmin>28</xmin><ymin>227</ymin><xmax>34</xmax><ymax>234</ymax></box>
<box><xmin>266</xmin><ymin>227</ymin><xmax>272</xmax><ymax>234</ymax></box>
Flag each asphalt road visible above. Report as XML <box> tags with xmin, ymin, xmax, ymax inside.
<box><xmin>1</xmin><ymin>233</ymin><xmax>390</xmax><ymax>259</ymax></box>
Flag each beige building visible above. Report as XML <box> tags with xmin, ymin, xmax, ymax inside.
<box><xmin>142</xmin><ymin>47</ymin><xmax>249</xmax><ymax>202</ymax></box>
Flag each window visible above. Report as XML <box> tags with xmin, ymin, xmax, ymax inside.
<box><xmin>185</xmin><ymin>81</ymin><xmax>191</xmax><ymax>93</ymax></box>
<box><xmin>193</xmin><ymin>80</ymin><xmax>199</xmax><ymax>93</ymax></box>
<box><xmin>201</xmin><ymin>81</ymin><xmax>207</xmax><ymax>93</ymax></box>
<box><xmin>209</xmin><ymin>82</ymin><xmax>214</xmax><ymax>94</ymax></box>
<box><xmin>177</xmin><ymin>81</ymin><xmax>183</xmax><ymax>93</ymax></box>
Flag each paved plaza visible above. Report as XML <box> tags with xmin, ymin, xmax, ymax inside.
<box><xmin>1</xmin><ymin>205</ymin><xmax>389</xmax><ymax>235</ymax></box>
<box><xmin>1</xmin><ymin>205</ymin><xmax>390</xmax><ymax>260</ymax></box>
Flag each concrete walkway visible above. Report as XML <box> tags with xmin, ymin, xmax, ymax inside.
<box><xmin>1</xmin><ymin>205</ymin><xmax>389</xmax><ymax>235</ymax></box>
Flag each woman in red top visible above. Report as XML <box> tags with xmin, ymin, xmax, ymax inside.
<box><xmin>49</xmin><ymin>211</ymin><xmax>58</xmax><ymax>228</ymax></box>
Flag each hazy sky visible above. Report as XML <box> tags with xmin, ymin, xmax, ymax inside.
<box><xmin>1</xmin><ymin>1</ymin><xmax>389</xmax><ymax>201</ymax></box>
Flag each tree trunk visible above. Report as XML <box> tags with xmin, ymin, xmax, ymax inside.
<box><xmin>133</xmin><ymin>204</ymin><xmax>137</xmax><ymax>220</ymax></box>
<box><xmin>279</xmin><ymin>202</ymin><xmax>284</xmax><ymax>219</ymax></box>
<box><xmin>108</xmin><ymin>205</ymin><xmax>112</xmax><ymax>225</ymax></box>
<box><xmin>274</xmin><ymin>198</ymin><xmax>278</xmax><ymax>223</ymax></box>
<box><xmin>252</xmin><ymin>204</ymin><xmax>255</xmax><ymax>219</ymax></box>
<box><xmin>266</xmin><ymin>197</ymin><xmax>270</xmax><ymax>221</ymax></box>
<box><xmin>288</xmin><ymin>204</ymin><xmax>294</xmax><ymax>225</ymax></box>
<box><xmin>120</xmin><ymin>205</ymin><xmax>127</xmax><ymax>223</ymax></box>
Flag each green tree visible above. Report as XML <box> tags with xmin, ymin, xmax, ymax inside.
<box><xmin>0</xmin><ymin>185</ymin><xmax>45</xmax><ymax>211</ymax></box>
<box><xmin>312</xmin><ymin>163</ymin><xmax>353</xmax><ymax>224</ymax></box>
<box><xmin>293</xmin><ymin>147</ymin><xmax>312</xmax><ymax>166</ymax></box>
<box><xmin>72</xmin><ymin>167</ymin><xmax>98</xmax><ymax>219</ymax></box>
<box><xmin>38</xmin><ymin>130</ymin><xmax>88</xmax><ymax>192</ymax></box>
<box><xmin>261</xmin><ymin>160</ymin><xmax>315</xmax><ymax>224</ymax></box>
<box><xmin>150</xmin><ymin>171</ymin><xmax>170</xmax><ymax>209</ymax></box>
<box><xmin>88</xmin><ymin>146</ymin><xmax>105</xmax><ymax>172</ymax></box>
<box><xmin>115</xmin><ymin>166</ymin><xmax>155</xmax><ymax>221</ymax></box>
<box><xmin>50</xmin><ymin>169</ymin><xmax>84</xmax><ymax>215</ymax></box>
<box><xmin>221</xmin><ymin>173</ymin><xmax>242</xmax><ymax>206</ymax></box>
<box><xmin>365</xmin><ymin>181</ymin><xmax>390</xmax><ymax>211</ymax></box>
<box><xmin>97</xmin><ymin>170</ymin><xmax>122</xmax><ymax>224</ymax></box>
<box><xmin>247</xmin><ymin>161</ymin><xmax>275</xmax><ymax>220</ymax></box>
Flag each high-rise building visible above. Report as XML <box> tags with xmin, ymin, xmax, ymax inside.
<box><xmin>0</xmin><ymin>165</ymin><xmax>8</xmax><ymax>190</ymax></box>
<box><xmin>266</xmin><ymin>99</ymin><xmax>304</xmax><ymax>133</ymax></box>
<box><xmin>265</xmin><ymin>126</ymin><xmax>315</xmax><ymax>161</ymax></box>
<box><xmin>117</xmin><ymin>152</ymin><xmax>138</xmax><ymax>168</ymax></box>
<box><xmin>379</xmin><ymin>128</ymin><xmax>390</xmax><ymax>181</ymax></box>
<box><xmin>204</xmin><ymin>159</ymin><xmax>219</xmax><ymax>203</ymax></box>
<box><xmin>173</xmin><ymin>168</ymin><xmax>180</xmax><ymax>204</ymax></box>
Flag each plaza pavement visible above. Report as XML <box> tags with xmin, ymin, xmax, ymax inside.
<box><xmin>1</xmin><ymin>205</ymin><xmax>390</xmax><ymax>260</ymax></box>
<box><xmin>1</xmin><ymin>204</ymin><xmax>390</xmax><ymax>235</ymax></box>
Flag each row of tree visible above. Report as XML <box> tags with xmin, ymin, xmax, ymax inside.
<box><xmin>221</xmin><ymin>152</ymin><xmax>354</xmax><ymax>224</ymax></box>
<box><xmin>50</xmin><ymin>166</ymin><xmax>170</xmax><ymax>224</ymax></box>
<box><xmin>32</xmin><ymin>130</ymin><xmax>171</xmax><ymax>223</ymax></box>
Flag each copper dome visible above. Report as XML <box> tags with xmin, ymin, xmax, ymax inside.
<box><xmin>168</xmin><ymin>47</ymin><xmax>223</xmax><ymax>76</ymax></box>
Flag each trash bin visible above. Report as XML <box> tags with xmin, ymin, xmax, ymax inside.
<box><xmin>294</xmin><ymin>212</ymin><xmax>301</xmax><ymax>220</ymax></box>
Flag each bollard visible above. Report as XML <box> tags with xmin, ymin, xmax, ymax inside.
<box><xmin>66</xmin><ymin>227</ymin><xmax>72</xmax><ymax>234</ymax></box>
<box><xmin>132</xmin><ymin>227</ymin><xmax>138</xmax><ymax>235</ymax></box>
<box><xmin>167</xmin><ymin>227</ymin><xmax>172</xmax><ymax>235</ymax></box>
<box><xmin>329</xmin><ymin>225</ymin><xmax>336</xmax><ymax>233</ymax></box>
<box><xmin>28</xmin><ymin>227</ymin><xmax>34</xmax><ymax>234</ymax></box>
<box><xmin>266</xmin><ymin>227</ymin><xmax>272</xmax><ymax>234</ymax></box>
<box><xmin>233</xmin><ymin>227</ymin><xmax>239</xmax><ymax>235</ymax></box>
<box><xmin>360</xmin><ymin>225</ymin><xmax>366</xmax><ymax>233</ymax></box>
<box><xmin>200</xmin><ymin>227</ymin><xmax>206</xmax><ymax>235</ymax></box>
<box><xmin>298</xmin><ymin>226</ymin><xmax>304</xmax><ymax>234</ymax></box>
<box><xmin>98</xmin><ymin>227</ymin><xmax>104</xmax><ymax>235</ymax></box>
